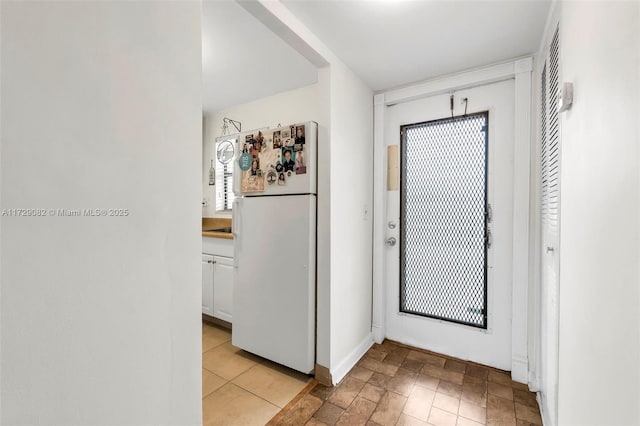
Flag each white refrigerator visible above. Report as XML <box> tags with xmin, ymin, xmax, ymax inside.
<box><xmin>232</xmin><ymin>121</ymin><xmax>317</xmax><ymax>374</ymax></box>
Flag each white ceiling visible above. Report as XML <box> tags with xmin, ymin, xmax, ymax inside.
<box><xmin>280</xmin><ymin>0</ymin><xmax>551</xmax><ymax>91</ymax></box>
<box><xmin>202</xmin><ymin>0</ymin><xmax>318</xmax><ymax>113</ymax></box>
<box><xmin>202</xmin><ymin>0</ymin><xmax>551</xmax><ymax>112</ymax></box>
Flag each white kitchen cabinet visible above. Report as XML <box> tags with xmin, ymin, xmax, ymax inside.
<box><xmin>202</xmin><ymin>253</ymin><xmax>215</xmax><ymax>316</ymax></box>
<box><xmin>202</xmin><ymin>236</ymin><xmax>234</xmax><ymax>323</ymax></box>
<box><xmin>212</xmin><ymin>256</ymin><xmax>234</xmax><ymax>323</ymax></box>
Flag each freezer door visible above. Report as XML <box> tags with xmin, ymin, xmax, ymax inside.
<box><xmin>233</xmin><ymin>122</ymin><xmax>317</xmax><ymax>197</ymax></box>
<box><xmin>232</xmin><ymin>195</ymin><xmax>316</xmax><ymax>374</ymax></box>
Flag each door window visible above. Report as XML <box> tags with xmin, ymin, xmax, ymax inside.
<box><xmin>400</xmin><ymin>112</ymin><xmax>489</xmax><ymax>328</ymax></box>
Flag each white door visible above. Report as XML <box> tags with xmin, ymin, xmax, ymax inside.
<box><xmin>539</xmin><ymin>24</ymin><xmax>561</xmax><ymax>426</ymax></box>
<box><xmin>212</xmin><ymin>255</ymin><xmax>234</xmax><ymax>323</ymax></box>
<box><xmin>202</xmin><ymin>253</ymin><xmax>215</xmax><ymax>316</ymax></box>
<box><xmin>384</xmin><ymin>80</ymin><xmax>515</xmax><ymax>370</ymax></box>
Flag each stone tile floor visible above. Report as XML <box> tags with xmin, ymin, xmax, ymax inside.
<box><xmin>270</xmin><ymin>339</ymin><xmax>542</xmax><ymax>426</ymax></box>
<box><xmin>202</xmin><ymin>322</ymin><xmax>312</xmax><ymax>426</ymax></box>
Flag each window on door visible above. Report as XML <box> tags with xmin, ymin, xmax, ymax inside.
<box><xmin>400</xmin><ymin>112</ymin><xmax>489</xmax><ymax>328</ymax></box>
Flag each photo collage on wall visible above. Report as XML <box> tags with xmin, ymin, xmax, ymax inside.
<box><xmin>239</xmin><ymin>124</ymin><xmax>307</xmax><ymax>193</ymax></box>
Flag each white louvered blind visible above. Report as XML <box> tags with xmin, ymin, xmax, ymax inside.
<box><xmin>215</xmin><ymin>141</ymin><xmax>235</xmax><ymax>212</ymax></box>
<box><xmin>541</xmin><ymin>63</ymin><xmax>548</xmax><ymax>224</ymax></box>
<box><xmin>541</xmin><ymin>26</ymin><xmax>561</xmax><ymax>232</ymax></box>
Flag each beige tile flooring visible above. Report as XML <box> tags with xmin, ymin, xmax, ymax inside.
<box><xmin>273</xmin><ymin>339</ymin><xmax>543</xmax><ymax>426</ymax></box>
<box><xmin>202</xmin><ymin>322</ymin><xmax>312</xmax><ymax>426</ymax></box>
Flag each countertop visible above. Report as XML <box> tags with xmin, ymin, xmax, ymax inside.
<box><xmin>202</xmin><ymin>217</ymin><xmax>233</xmax><ymax>239</ymax></box>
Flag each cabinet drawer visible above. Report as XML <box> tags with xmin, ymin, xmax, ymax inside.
<box><xmin>203</xmin><ymin>236</ymin><xmax>233</xmax><ymax>257</ymax></box>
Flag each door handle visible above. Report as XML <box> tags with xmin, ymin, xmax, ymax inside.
<box><xmin>232</xmin><ymin>199</ymin><xmax>240</xmax><ymax>238</ymax></box>
<box><xmin>386</xmin><ymin>237</ymin><xmax>397</xmax><ymax>247</ymax></box>
<box><xmin>232</xmin><ymin>198</ymin><xmax>241</xmax><ymax>269</ymax></box>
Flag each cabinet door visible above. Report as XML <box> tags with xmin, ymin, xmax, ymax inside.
<box><xmin>202</xmin><ymin>254</ymin><xmax>215</xmax><ymax>316</ymax></box>
<box><xmin>213</xmin><ymin>256</ymin><xmax>234</xmax><ymax>323</ymax></box>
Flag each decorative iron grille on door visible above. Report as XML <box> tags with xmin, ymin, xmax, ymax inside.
<box><xmin>400</xmin><ymin>112</ymin><xmax>489</xmax><ymax>328</ymax></box>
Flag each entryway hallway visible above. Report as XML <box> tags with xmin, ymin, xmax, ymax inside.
<box><xmin>271</xmin><ymin>339</ymin><xmax>541</xmax><ymax>425</ymax></box>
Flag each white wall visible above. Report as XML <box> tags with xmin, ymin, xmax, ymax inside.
<box><xmin>202</xmin><ymin>83</ymin><xmax>319</xmax><ymax>217</ymax></box>
<box><xmin>557</xmin><ymin>2</ymin><xmax>640</xmax><ymax>425</ymax></box>
<box><xmin>0</xmin><ymin>2</ymin><xmax>202</xmax><ymax>424</ymax></box>
<box><xmin>315</xmin><ymin>66</ymin><xmax>333</xmax><ymax>374</ymax></box>
<box><xmin>328</xmin><ymin>61</ymin><xmax>374</xmax><ymax>382</ymax></box>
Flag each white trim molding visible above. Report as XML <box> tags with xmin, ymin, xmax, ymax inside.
<box><xmin>511</xmin><ymin>57</ymin><xmax>533</xmax><ymax>384</ymax></box>
<box><xmin>372</xmin><ymin>93</ymin><xmax>387</xmax><ymax>344</ymax></box>
<box><xmin>372</xmin><ymin>57</ymin><xmax>534</xmax><ymax>383</ymax></box>
<box><xmin>330</xmin><ymin>333</ymin><xmax>373</xmax><ymax>385</ymax></box>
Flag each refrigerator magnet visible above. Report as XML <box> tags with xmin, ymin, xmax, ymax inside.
<box><xmin>295</xmin><ymin>151</ymin><xmax>306</xmax><ymax>174</ymax></box>
<box><xmin>273</xmin><ymin>131</ymin><xmax>282</xmax><ymax>148</ymax></box>
<box><xmin>242</xmin><ymin>173</ymin><xmax>265</xmax><ymax>192</ymax></box>
<box><xmin>266</xmin><ymin>169</ymin><xmax>277</xmax><ymax>185</ymax></box>
<box><xmin>238</xmin><ymin>152</ymin><xmax>252</xmax><ymax>171</ymax></box>
<box><xmin>282</xmin><ymin>149</ymin><xmax>295</xmax><ymax>172</ymax></box>
<box><xmin>278</xmin><ymin>172</ymin><xmax>286</xmax><ymax>185</ymax></box>
<box><xmin>250</xmin><ymin>158</ymin><xmax>260</xmax><ymax>176</ymax></box>
<box><xmin>250</xmin><ymin>139</ymin><xmax>262</xmax><ymax>158</ymax></box>
<box><xmin>295</xmin><ymin>125</ymin><xmax>305</xmax><ymax>145</ymax></box>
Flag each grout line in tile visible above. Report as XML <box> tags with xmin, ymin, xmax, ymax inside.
<box><xmin>201</xmin><ymin>365</ymin><xmax>224</xmax><ymax>377</ymax></box>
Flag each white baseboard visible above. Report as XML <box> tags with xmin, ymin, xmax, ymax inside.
<box><xmin>372</xmin><ymin>324</ymin><xmax>384</xmax><ymax>344</ymax></box>
<box><xmin>330</xmin><ymin>333</ymin><xmax>374</xmax><ymax>385</ymax></box>
<box><xmin>538</xmin><ymin>392</ymin><xmax>554</xmax><ymax>426</ymax></box>
<box><xmin>511</xmin><ymin>355</ymin><xmax>528</xmax><ymax>384</ymax></box>
<box><xmin>528</xmin><ymin>370</ymin><xmax>540</xmax><ymax>392</ymax></box>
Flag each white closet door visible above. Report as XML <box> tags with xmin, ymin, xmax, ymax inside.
<box><xmin>540</xmin><ymin>24</ymin><xmax>561</xmax><ymax>426</ymax></box>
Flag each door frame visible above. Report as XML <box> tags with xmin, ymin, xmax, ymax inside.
<box><xmin>372</xmin><ymin>57</ymin><xmax>534</xmax><ymax>383</ymax></box>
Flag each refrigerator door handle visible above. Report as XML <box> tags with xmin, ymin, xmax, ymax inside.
<box><xmin>232</xmin><ymin>198</ymin><xmax>241</xmax><ymax>268</ymax></box>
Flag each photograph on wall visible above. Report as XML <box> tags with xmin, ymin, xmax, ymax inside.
<box><xmin>281</xmin><ymin>129</ymin><xmax>291</xmax><ymax>139</ymax></box>
<box><xmin>278</xmin><ymin>172</ymin><xmax>286</xmax><ymax>186</ymax></box>
<box><xmin>295</xmin><ymin>125</ymin><xmax>305</xmax><ymax>145</ymax></box>
<box><xmin>273</xmin><ymin>131</ymin><xmax>282</xmax><ymax>149</ymax></box>
<box><xmin>282</xmin><ymin>148</ymin><xmax>296</xmax><ymax>173</ymax></box>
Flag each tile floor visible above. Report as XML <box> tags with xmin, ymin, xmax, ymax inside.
<box><xmin>202</xmin><ymin>322</ymin><xmax>312</xmax><ymax>426</ymax></box>
<box><xmin>271</xmin><ymin>339</ymin><xmax>543</xmax><ymax>426</ymax></box>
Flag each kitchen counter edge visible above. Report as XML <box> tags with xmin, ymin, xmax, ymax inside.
<box><xmin>202</xmin><ymin>231</ymin><xmax>233</xmax><ymax>240</ymax></box>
